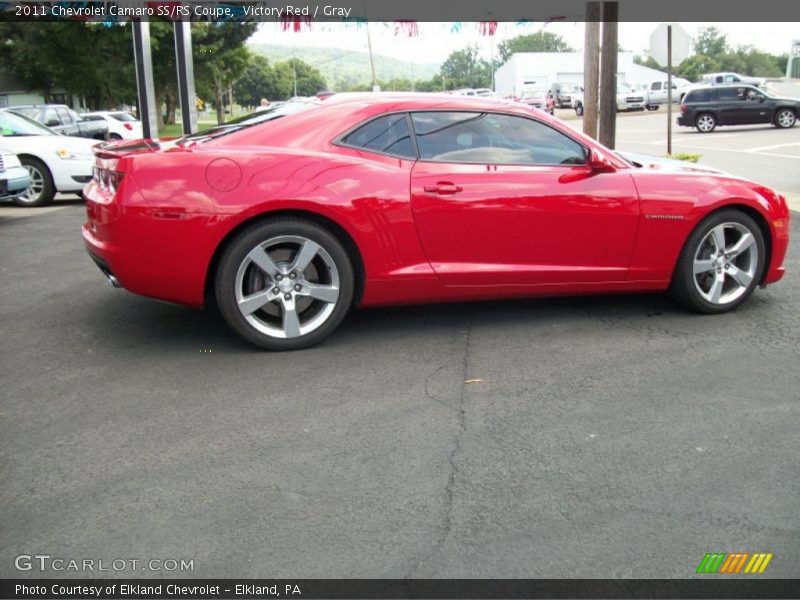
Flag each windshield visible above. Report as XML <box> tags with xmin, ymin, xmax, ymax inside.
<box><xmin>0</xmin><ymin>110</ymin><xmax>58</xmax><ymax>136</ymax></box>
<box><xmin>617</xmin><ymin>83</ymin><xmax>633</xmax><ymax>93</ymax></box>
<box><xmin>180</xmin><ymin>101</ymin><xmax>318</xmax><ymax>144</ymax></box>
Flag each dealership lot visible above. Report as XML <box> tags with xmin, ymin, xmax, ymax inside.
<box><xmin>1</xmin><ymin>115</ymin><xmax>799</xmax><ymax>579</ymax></box>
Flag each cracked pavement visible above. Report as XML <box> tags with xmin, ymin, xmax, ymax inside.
<box><xmin>1</xmin><ymin>205</ymin><xmax>799</xmax><ymax>579</ymax></box>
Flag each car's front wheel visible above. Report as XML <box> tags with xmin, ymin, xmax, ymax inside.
<box><xmin>670</xmin><ymin>209</ymin><xmax>765</xmax><ymax>314</ymax></box>
<box><xmin>215</xmin><ymin>218</ymin><xmax>355</xmax><ymax>350</ymax></box>
<box><xmin>695</xmin><ymin>112</ymin><xmax>717</xmax><ymax>133</ymax></box>
<box><xmin>775</xmin><ymin>108</ymin><xmax>796</xmax><ymax>129</ymax></box>
<box><xmin>15</xmin><ymin>157</ymin><xmax>55</xmax><ymax>207</ymax></box>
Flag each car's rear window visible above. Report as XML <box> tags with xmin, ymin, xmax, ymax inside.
<box><xmin>110</xmin><ymin>112</ymin><xmax>136</xmax><ymax>122</ymax></box>
<box><xmin>685</xmin><ymin>89</ymin><xmax>716</xmax><ymax>103</ymax></box>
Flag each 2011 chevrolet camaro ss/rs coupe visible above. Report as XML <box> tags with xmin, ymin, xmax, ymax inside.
<box><xmin>82</xmin><ymin>94</ymin><xmax>790</xmax><ymax>350</ymax></box>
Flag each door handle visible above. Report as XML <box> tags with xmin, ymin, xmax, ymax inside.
<box><xmin>423</xmin><ymin>182</ymin><xmax>463</xmax><ymax>195</ymax></box>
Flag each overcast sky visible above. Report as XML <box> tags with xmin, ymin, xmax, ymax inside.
<box><xmin>249</xmin><ymin>22</ymin><xmax>798</xmax><ymax>64</ymax></box>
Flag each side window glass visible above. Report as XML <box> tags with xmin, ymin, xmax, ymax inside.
<box><xmin>411</xmin><ymin>112</ymin><xmax>587</xmax><ymax>166</ymax></box>
<box><xmin>719</xmin><ymin>88</ymin><xmax>738</xmax><ymax>101</ymax></box>
<box><xmin>341</xmin><ymin>114</ymin><xmax>415</xmax><ymax>159</ymax></box>
<box><xmin>57</xmin><ymin>108</ymin><xmax>73</xmax><ymax>124</ymax></box>
<box><xmin>651</xmin><ymin>82</ymin><xmax>661</xmax><ymax>91</ymax></box>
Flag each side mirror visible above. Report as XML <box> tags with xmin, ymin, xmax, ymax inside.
<box><xmin>758</xmin><ymin>95</ymin><xmax>765</xmax><ymax>103</ymax></box>
<box><xmin>588</xmin><ymin>151</ymin><xmax>615</xmax><ymax>173</ymax></box>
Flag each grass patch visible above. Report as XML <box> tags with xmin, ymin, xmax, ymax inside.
<box><xmin>157</xmin><ymin>120</ymin><xmax>219</xmax><ymax>139</ymax></box>
<box><xmin>669</xmin><ymin>152</ymin><xmax>702</xmax><ymax>163</ymax></box>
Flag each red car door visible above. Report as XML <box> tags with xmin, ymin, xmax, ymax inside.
<box><xmin>408</xmin><ymin>111</ymin><xmax>640</xmax><ymax>286</ymax></box>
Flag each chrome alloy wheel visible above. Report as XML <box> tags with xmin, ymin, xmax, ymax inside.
<box><xmin>234</xmin><ymin>235</ymin><xmax>340</xmax><ymax>339</ymax></box>
<box><xmin>696</xmin><ymin>114</ymin><xmax>715</xmax><ymax>132</ymax></box>
<box><xmin>692</xmin><ymin>222</ymin><xmax>759</xmax><ymax>305</ymax></box>
<box><xmin>776</xmin><ymin>109</ymin><xmax>796</xmax><ymax>128</ymax></box>
<box><xmin>20</xmin><ymin>165</ymin><xmax>44</xmax><ymax>204</ymax></box>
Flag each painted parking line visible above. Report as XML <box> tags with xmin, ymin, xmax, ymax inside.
<box><xmin>742</xmin><ymin>141</ymin><xmax>800</xmax><ymax>153</ymax></box>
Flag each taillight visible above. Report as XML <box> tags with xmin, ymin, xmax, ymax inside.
<box><xmin>92</xmin><ymin>156</ymin><xmax>125</xmax><ymax>195</ymax></box>
<box><xmin>123</xmin><ymin>123</ymin><xmax>133</xmax><ymax>131</ymax></box>
<box><xmin>680</xmin><ymin>104</ymin><xmax>687</xmax><ymax>113</ymax></box>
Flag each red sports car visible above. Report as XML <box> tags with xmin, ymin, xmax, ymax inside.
<box><xmin>83</xmin><ymin>94</ymin><xmax>790</xmax><ymax>350</ymax></box>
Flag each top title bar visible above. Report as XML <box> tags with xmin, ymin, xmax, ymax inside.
<box><xmin>2</xmin><ymin>0</ymin><xmax>800</xmax><ymax>22</ymax></box>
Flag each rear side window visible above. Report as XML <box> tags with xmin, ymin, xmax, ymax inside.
<box><xmin>685</xmin><ymin>89</ymin><xmax>715</xmax><ymax>103</ymax></box>
<box><xmin>341</xmin><ymin>114</ymin><xmax>415</xmax><ymax>159</ymax></box>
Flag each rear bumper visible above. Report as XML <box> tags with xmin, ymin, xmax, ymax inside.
<box><xmin>677</xmin><ymin>115</ymin><xmax>693</xmax><ymax>127</ymax></box>
<box><xmin>83</xmin><ymin>177</ymin><xmax>220</xmax><ymax>308</ymax></box>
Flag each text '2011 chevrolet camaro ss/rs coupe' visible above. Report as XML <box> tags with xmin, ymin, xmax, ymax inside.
<box><xmin>83</xmin><ymin>94</ymin><xmax>790</xmax><ymax>350</ymax></box>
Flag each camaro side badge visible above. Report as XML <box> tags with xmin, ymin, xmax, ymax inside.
<box><xmin>645</xmin><ymin>214</ymin><xmax>685</xmax><ymax>220</ymax></box>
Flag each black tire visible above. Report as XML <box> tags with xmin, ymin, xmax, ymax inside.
<box><xmin>694</xmin><ymin>112</ymin><xmax>717</xmax><ymax>133</ymax></box>
<box><xmin>14</xmin><ymin>156</ymin><xmax>55</xmax><ymax>207</ymax></box>
<box><xmin>575</xmin><ymin>104</ymin><xmax>584</xmax><ymax>117</ymax></box>
<box><xmin>215</xmin><ymin>218</ymin><xmax>355</xmax><ymax>350</ymax></box>
<box><xmin>670</xmin><ymin>209</ymin><xmax>766</xmax><ymax>314</ymax></box>
<box><xmin>774</xmin><ymin>108</ymin><xmax>796</xmax><ymax>129</ymax></box>
<box><xmin>109</xmin><ymin>133</ymin><xmax>123</xmax><ymax>140</ymax></box>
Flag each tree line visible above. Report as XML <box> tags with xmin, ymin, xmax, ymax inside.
<box><xmin>0</xmin><ymin>22</ymin><xmax>325</xmax><ymax>126</ymax></box>
<box><xmin>634</xmin><ymin>27</ymin><xmax>788</xmax><ymax>81</ymax></box>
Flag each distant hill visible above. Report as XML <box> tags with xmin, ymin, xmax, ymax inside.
<box><xmin>248</xmin><ymin>43</ymin><xmax>440</xmax><ymax>90</ymax></box>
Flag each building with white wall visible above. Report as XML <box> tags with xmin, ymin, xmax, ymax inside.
<box><xmin>494</xmin><ymin>52</ymin><xmax>686</xmax><ymax>98</ymax></box>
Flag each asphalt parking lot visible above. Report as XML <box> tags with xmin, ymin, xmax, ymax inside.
<box><xmin>1</xmin><ymin>109</ymin><xmax>799</xmax><ymax>580</ymax></box>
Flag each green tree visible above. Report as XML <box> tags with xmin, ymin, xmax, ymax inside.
<box><xmin>634</xmin><ymin>55</ymin><xmax>662</xmax><ymax>70</ymax></box>
<box><xmin>192</xmin><ymin>22</ymin><xmax>258</xmax><ymax>124</ymax></box>
<box><xmin>694</xmin><ymin>27</ymin><xmax>728</xmax><ymax>61</ymax></box>
<box><xmin>674</xmin><ymin>54</ymin><xmax>721</xmax><ymax>81</ymax></box>
<box><xmin>497</xmin><ymin>32</ymin><xmax>573</xmax><ymax>64</ymax></box>
<box><xmin>440</xmin><ymin>45</ymin><xmax>491</xmax><ymax>89</ymax></box>
<box><xmin>283</xmin><ymin>59</ymin><xmax>327</xmax><ymax>97</ymax></box>
<box><xmin>0</xmin><ymin>22</ymin><xmax>137</xmax><ymax>109</ymax></box>
<box><xmin>234</xmin><ymin>55</ymin><xmax>273</xmax><ymax>109</ymax></box>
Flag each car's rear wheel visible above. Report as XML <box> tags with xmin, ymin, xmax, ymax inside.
<box><xmin>775</xmin><ymin>108</ymin><xmax>796</xmax><ymax>129</ymax></box>
<box><xmin>575</xmin><ymin>104</ymin><xmax>584</xmax><ymax>116</ymax></box>
<box><xmin>109</xmin><ymin>133</ymin><xmax>123</xmax><ymax>140</ymax></box>
<box><xmin>670</xmin><ymin>209</ymin><xmax>765</xmax><ymax>314</ymax></box>
<box><xmin>695</xmin><ymin>113</ymin><xmax>717</xmax><ymax>133</ymax></box>
<box><xmin>14</xmin><ymin>157</ymin><xmax>55</xmax><ymax>207</ymax></box>
<box><xmin>215</xmin><ymin>218</ymin><xmax>355</xmax><ymax>350</ymax></box>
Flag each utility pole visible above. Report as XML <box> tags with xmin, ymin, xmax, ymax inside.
<box><xmin>667</xmin><ymin>25</ymin><xmax>673</xmax><ymax>155</ymax></box>
<box><xmin>583</xmin><ymin>2</ymin><xmax>600</xmax><ymax>139</ymax></box>
<box><xmin>365</xmin><ymin>22</ymin><xmax>379</xmax><ymax>92</ymax></box>
<box><xmin>173</xmin><ymin>21</ymin><xmax>197</xmax><ymax>135</ymax></box>
<box><xmin>131</xmin><ymin>21</ymin><xmax>158</xmax><ymax>139</ymax></box>
<box><xmin>598</xmin><ymin>1</ymin><xmax>618</xmax><ymax>149</ymax></box>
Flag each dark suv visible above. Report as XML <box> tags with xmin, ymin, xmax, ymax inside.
<box><xmin>8</xmin><ymin>104</ymin><xmax>109</xmax><ymax>140</ymax></box>
<box><xmin>677</xmin><ymin>85</ymin><xmax>799</xmax><ymax>133</ymax></box>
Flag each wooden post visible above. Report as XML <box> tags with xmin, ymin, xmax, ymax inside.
<box><xmin>667</xmin><ymin>25</ymin><xmax>673</xmax><ymax>156</ymax></box>
<box><xmin>173</xmin><ymin>21</ymin><xmax>197</xmax><ymax>135</ymax></box>
<box><xmin>131</xmin><ymin>21</ymin><xmax>158</xmax><ymax>139</ymax></box>
<box><xmin>598</xmin><ymin>1</ymin><xmax>618</xmax><ymax>149</ymax></box>
<box><xmin>583</xmin><ymin>2</ymin><xmax>601</xmax><ymax>139</ymax></box>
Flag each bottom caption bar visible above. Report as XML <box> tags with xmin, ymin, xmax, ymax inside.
<box><xmin>2</xmin><ymin>579</ymin><xmax>800</xmax><ymax>599</ymax></box>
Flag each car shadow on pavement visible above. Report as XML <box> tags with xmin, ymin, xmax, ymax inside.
<box><xmin>81</xmin><ymin>289</ymin><xmax>750</xmax><ymax>354</ymax></box>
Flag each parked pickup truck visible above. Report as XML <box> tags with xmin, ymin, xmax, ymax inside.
<box><xmin>571</xmin><ymin>84</ymin><xmax>647</xmax><ymax>115</ymax></box>
<box><xmin>8</xmin><ymin>105</ymin><xmax>109</xmax><ymax>140</ymax></box>
<box><xmin>699</xmin><ymin>72</ymin><xmax>767</xmax><ymax>89</ymax></box>
<box><xmin>644</xmin><ymin>79</ymin><xmax>691</xmax><ymax>110</ymax></box>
